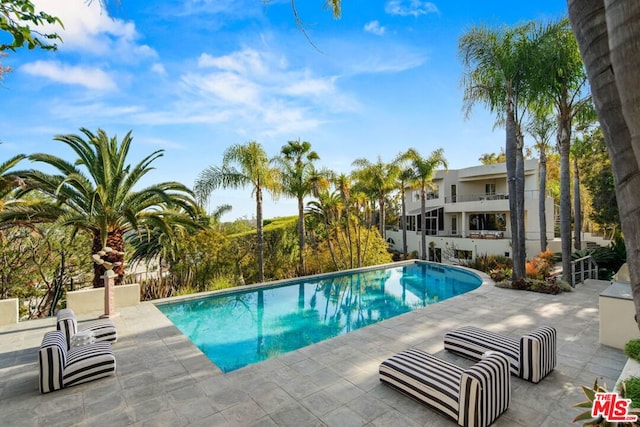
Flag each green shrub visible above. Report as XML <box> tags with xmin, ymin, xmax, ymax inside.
<box><xmin>625</xmin><ymin>339</ymin><xmax>640</xmax><ymax>362</ymax></box>
<box><xmin>621</xmin><ymin>376</ymin><xmax>640</xmax><ymax>408</ymax></box>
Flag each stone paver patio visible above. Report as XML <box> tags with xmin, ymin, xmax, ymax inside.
<box><xmin>0</xmin><ymin>276</ymin><xmax>626</xmax><ymax>426</ymax></box>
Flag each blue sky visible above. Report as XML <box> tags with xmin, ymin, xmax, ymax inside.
<box><xmin>1</xmin><ymin>0</ymin><xmax>567</xmax><ymax>221</ymax></box>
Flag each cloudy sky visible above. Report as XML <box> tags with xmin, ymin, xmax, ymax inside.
<box><xmin>1</xmin><ymin>0</ymin><xmax>567</xmax><ymax>220</ymax></box>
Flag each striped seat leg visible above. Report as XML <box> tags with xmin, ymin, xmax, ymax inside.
<box><xmin>519</xmin><ymin>326</ymin><xmax>557</xmax><ymax>383</ymax></box>
<box><xmin>458</xmin><ymin>352</ymin><xmax>511</xmax><ymax>427</ymax></box>
<box><xmin>39</xmin><ymin>331</ymin><xmax>67</xmax><ymax>393</ymax></box>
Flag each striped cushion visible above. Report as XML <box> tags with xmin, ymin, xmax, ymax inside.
<box><xmin>380</xmin><ymin>348</ymin><xmax>462</xmax><ymax>420</ymax></box>
<box><xmin>63</xmin><ymin>342</ymin><xmax>116</xmax><ymax>388</ymax></box>
<box><xmin>39</xmin><ymin>331</ymin><xmax>67</xmax><ymax>393</ymax></box>
<box><xmin>459</xmin><ymin>352</ymin><xmax>511</xmax><ymax>427</ymax></box>
<box><xmin>444</xmin><ymin>326</ymin><xmax>556</xmax><ymax>383</ymax></box>
<box><xmin>56</xmin><ymin>308</ymin><xmax>117</xmax><ymax>349</ymax></box>
<box><xmin>379</xmin><ymin>349</ymin><xmax>510</xmax><ymax>427</ymax></box>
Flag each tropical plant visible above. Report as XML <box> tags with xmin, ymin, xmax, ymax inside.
<box><xmin>531</xmin><ymin>19</ymin><xmax>591</xmax><ymax>283</ymax></box>
<box><xmin>396</xmin><ymin>166</ymin><xmax>415</xmax><ymax>260</ymax></box>
<box><xmin>568</xmin><ymin>0</ymin><xmax>640</xmax><ymax>330</ymax></box>
<box><xmin>574</xmin><ymin>377</ymin><xmax>640</xmax><ymax>426</ymax></box>
<box><xmin>399</xmin><ymin>148</ymin><xmax>447</xmax><ymax>261</ymax></box>
<box><xmin>275</xmin><ymin>139</ymin><xmax>326</xmax><ymax>276</ymax></box>
<box><xmin>194</xmin><ymin>141</ymin><xmax>281</xmax><ymax>282</ymax></box>
<box><xmin>0</xmin><ymin>153</ymin><xmax>26</xmax><ymax>211</ymax></box>
<box><xmin>351</xmin><ymin>156</ymin><xmax>399</xmax><ymax>240</ymax></box>
<box><xmin>1</xmin><ymin>128</ymin><xmax>201</xmax><ymax>287</ymax></box>
<box><xmin>459</xmin><ymin>23</ymin><xmax>534</xmax><ymax>279</ymax></box>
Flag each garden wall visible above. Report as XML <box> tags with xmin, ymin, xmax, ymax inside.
<box><xmin>0</xmin><ymin>298</ymin><xmax>19</xmax><ymax>327</ymax></box>
<box><xmin>67</xmin><ymin>283</ymin><xmax>140</xmax><ymax>315</ymax></box>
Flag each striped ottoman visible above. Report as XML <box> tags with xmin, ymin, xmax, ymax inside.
<box><xmin>443</xmin><ymin>326</ymin><xmax>556</xmax><ymax>383</ymax></box>
<box><xmin>379</xmin><ymin>348</ymin><xmax>510</xmax><ymax>427</ymax></box>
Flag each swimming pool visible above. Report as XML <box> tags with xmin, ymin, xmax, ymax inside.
<box><xmin>156</xmin><ymin>262</ymin><xmax>481</xmax><ymax>372</ymax></box>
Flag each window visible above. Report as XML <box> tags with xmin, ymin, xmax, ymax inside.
<box><xmin>451</xmin><ymin>184</ymin><xmax>457</xmax><ymax>203</ymax></box>
<box><xmin>469</xmin><ymin>213</ymin><xmax>506</xmax><ymax>231</ymax></box>
<box><xmin>485</xmin><ymin>183</ymin><xmax>496</xmax><ymax>195</ymax></box>
<box><xmin>454</xmin><ymin>249</ymin><xmax>473</xmax><ymax>260</ymax></box>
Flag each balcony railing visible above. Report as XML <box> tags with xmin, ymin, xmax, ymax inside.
<box><xmin>444</xmin><ymin>190</ymin><xmax>546</xmax><ymax>204</ymax></box>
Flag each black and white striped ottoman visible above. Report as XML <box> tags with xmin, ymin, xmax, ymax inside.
<box><xmin>443</xmin><ymin>326</ymin><xmax>556</xmax><ymax>383</ymax></box>
<box><xmin>379</xmin><ymin>348</ymin><xmax>510</xmax><ymax>427</ymax></box>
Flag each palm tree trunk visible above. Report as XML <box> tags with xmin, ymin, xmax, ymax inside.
<box><xmin>401</xmin><ymin>187</ymin><xmax>408</xmax><ymax>259</ymax></box>
<box><xmin>379</xmin><ymin>195</ymin><xmax>385</xmax><ymax>239</ymax></box>
<box><xmin>515</xmin><ymin>131</ymin><xmax>527</xmax><ymax>270</ymax></box>
<box><xmin>569</xmin><ymin>0</ymin><xmax>640</xmax><ymax>328</ymax></box>
<box><xmin>297</xmin><ymin>195</ymin><xmax>305</xmax><ymax>276</ymax></box>
<box><xmin>505</xmin><ymin>98</ymin><xmax>525</xmax><ymax>278</ymax></box>
<box><xmin>557</xmin><ymin>106</ymin><xmax>572</xmax><ymax>283</ymax></box>
<box><xmin>573</xmin><ymin>156</ymin><xmax>582</xmax><ymax>250</ymax></box>
<box><xmin>256</xmin><ymin>185</ymin><xmax>264</xmax><ymax>282</ymax></box>
<box><xmin>420</xmin><ymin>182</ymin><xmax>427</xmax><ymax>261</ymax></box>
<box><xmin>539</xmin><ymin>151</ymin><xmax>548</xmax><ymax>252</ymax></box>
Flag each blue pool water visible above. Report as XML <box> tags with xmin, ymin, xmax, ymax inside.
<box><xmin>156</xmin><ymin>262</ymin><xmax>481</xmax><ymax>372</ymax></box>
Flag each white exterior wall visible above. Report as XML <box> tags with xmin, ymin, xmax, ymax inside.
<box><xmin>388</xmin><ymin>159</ymin><xmax>555</xmax><ymax>261</ymax></box>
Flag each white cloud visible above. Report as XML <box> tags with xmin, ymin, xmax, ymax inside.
<box><xmin>364</xmin><ymin>21</ymin><xmax>386</xmax><ymax>36</ymax></box>
<box><xmin>32</xmin><ymin>0</ymin><xmax>157</xmax><ymax>60</ymax></box>
<box><xmin>20</xmin><ymin>61</ymin><xmax>117</xmax><ymax>91</ymax></box>
<box><xmin>151</xmin><ymin>63</ymin><xmax>167</xmax><ymax>75</ymax></box>
<box><xmin>385</xmin><ymin>0</ymin><xmax>439</xmax><ymax>17</ymax></box>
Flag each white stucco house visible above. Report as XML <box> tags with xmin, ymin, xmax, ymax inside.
<box><xmin>386</xmin><ymin>159</ymin><xmax>559</xmax><ymax>263</ymax></box>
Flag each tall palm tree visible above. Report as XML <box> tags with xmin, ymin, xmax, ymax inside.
<box><xmin>533</xmin><ymin>18</ymin><xmax>590</xmax><ymax>283</ymax></box>
<box><xmin>2</xmin><ymin>128</ymin><xmax>201</xmax><ymax>287</ymax></box>
<box><xmin>275</xmin><ymin>139</ymin><xmax>323</xmax><ymax>276</ymax></box>
<box><xmin>526</xmin><ymin>110</ymin><xmax>556</xmax><ymax>253</ymax></box>
<box><xmin>400</xmin><ymin>148</ymin><xmax>447</xmax><ymax>261</ymax></box>
<box><xmin>459</xmin><ymin>23</ymin><xmax>534</xmax><ymax>279</ymax></box>
<box><xmin>351</xmin><ymin>156</ymin><xmax>399</xmax><ymax>240</ymax></box>
<box><xmin>397</xmin><ymin>167</ymin><xmax>415</xmax><ymax>260</ymax></box>
<box><xmin>194</xmin><ymin>141</ymin><xmax>281</xmax><ymax>282</ymax></box>
<box><xmin>569</xmin><ymin>0</ymin><xmax>640</xmax><ymax>325</ymax></box>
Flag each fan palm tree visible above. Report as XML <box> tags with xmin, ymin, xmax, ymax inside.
<box><xmin>2</xmin><ymin>128</ymin><xmax>201</xmax><ymax>287</ymax></box>
<box><xmin>396</xmin><ymin>166</ymin><xmax>416</xmax><ymax>260</ymax></box>
<box><xmin>194</xmin><ymin>141</ymin><xmax>281</xmax><ymax>282</ymax></box>
<box><xmin>275</xmin><ymin>139</ymin><xmax>325</xmax><ymax>276</ymax></box>
<box><xmin>400</xmin><ymin>148</ymin><xmax>447</xmax><ymax>261</ymax></box>
<box><xmin>459</xmin><ymin>23</ymin><xmax>535</xmax><ymax>279</ymax></box>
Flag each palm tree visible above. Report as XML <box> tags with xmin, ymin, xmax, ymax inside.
<box><xmin>2</xmin><ymin>128</ymin><xmax>201</xmax><ymax>287</ymax></box>
<box><xmin>0</xmin><ymin>153</ymin><xmax>26</xmax><ymax>212</ymax></box>
<box><xmin>397</xmin><ymin>167</ymin><xmax>415</xmax><ymax>260</ymax></box>
<box><xmin>568</xmin><ymin>0</ymin><xmax>640</xmax><ymax>325</ymax></box>
<box><xmin>275</xmin><ymin>139</ymin><xmax>323</xmax><ymax>276</ymax></box>
<box><xmin>533</xmin><ymin>18</ymin><xmax>590</xmax><ymax>283</ymax></box>
<box><xmin>400</xmin><ymin>148</ymin><xmax>447</xmax><ymax>261</ymax></box>
<box><xmin>526</xmin><ymin>110</ymin><xmax>556</xmax><ymax>252</ymax></box>
<box><xmin>459</xmin><ymin>23</ymin><xmax>534</xmax><ymax>279</ymax></box>
<box><xmin>351</xmin><ymin>156</ymin><xmax>399</xmax><ymax>240</ymax></box>
<box><xmin>194</xmin><ymin>141</ymin><xmax>281</xmax><ymax>282</ymax></box>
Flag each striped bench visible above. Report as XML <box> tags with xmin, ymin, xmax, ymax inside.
<box><xmin>57</xmin><ymin>308</ymin><xmax>117</xmax><ymax>350</ymax></box>
<box><xmin>379</xmin><ymin>348</ymin><xmax>510</xmax><ymax>427</ymax></box>
<box><xmin>39</xmin><ymin>330</ymin><xmax>116</xmax><ymax>394</ymax></box>
<box><xmin>443</xmin><ymin>326</ymin><xmax>556</xmax><ymax>383</ymax></box>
